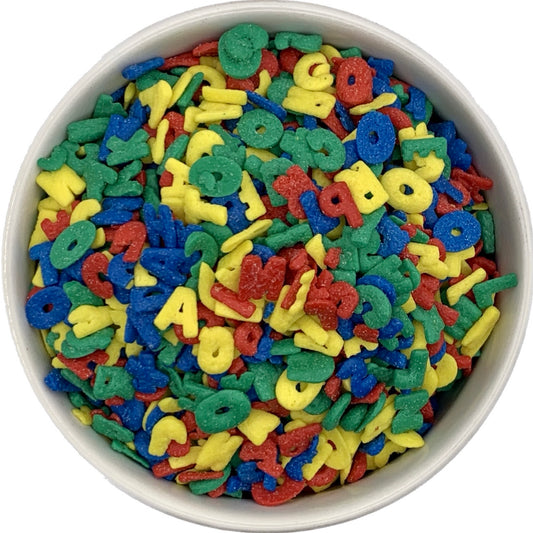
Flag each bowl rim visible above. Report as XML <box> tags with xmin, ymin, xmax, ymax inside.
<box><xmin>3</xmin><ymin>1</ymin><xmax>533</xmax><ymax>531</ymax></box>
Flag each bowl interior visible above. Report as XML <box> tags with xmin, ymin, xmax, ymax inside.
<box><xmin>4</xmin><ymin>2</ymin><xmax>532</xmax><ymax>531</ymax></box>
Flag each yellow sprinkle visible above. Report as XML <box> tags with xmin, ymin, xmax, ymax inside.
<box><xmin>70</xmin><ymin>198</ymin><xmax>102</xmax><ymax>223</ymax></box>
<box><xmin>293</xmin><ymin>329</ymin><xmax>344</xmax><ymax>357</ymax></box>
<box><xmin>148</xmin><ymin>416</ymin><xmax>187</xmax><ymax>456</ymax></box>
<box><xmin>198</xmin><ymin>262</ymin><xmax>217</xmax><ymax>311</ymax></box>
<box><xmin>138</xmin><ymin>80</ymin><xmax>173</xmax><ymax>129</ymax></box>
<box><xmin>302</xmin><ymin>433</ymin><xmax>333</xmax><ymax>480</ymax></box>
<box><xmin>245</xmin><ymin>147</ymin><xmax>277</xmax><ymax>162</ymax></box>
<box><xmin>267</xmin><ymin>286</ymin><xmax>305</xmax><ymax>334</ymax></box>
<box><xmin>197</xmin><ymin>326</ymin><xmax>235</xmax><ymax>374</ymax></box>
<box><xmin>404</xmin><ymin>151</ymin><xmax>445</xmax><ymax>184</ymax></box>
<box><xmin>334</xmin><ymin>162</ymin><xmax>389</xmax><ymax>214</ymax></box>
<box><xmin>275</xmin><ymin>370</ymin><xmax>324</xmax><ymax>411</ymax></box>
<box><xmin>202</xmin><ymin>85</ymin><xmax>248</xmax><ymax>105</ymax></box>
<box><xmin>196</xmin><ymin>101</ymin><xmax>243</xmax><ymax>123</ymax></box>
<box><xmin>291</xmin><ymin>315</ymin><xmax>329</xmax><ymax>346</ymax></box>
<box><xmin>305</xmin><ymin>234</ymin><xmax>327</xmax><ymax>269</ymax></box>
<box><xmin>407</xmin><ymin>242</ymin><xmax>449</xmax><ymax>280</ymax></box>
<box><xmin>460</xmin><ymin>306</ymin><xmax>501</xmax><ymax>356</ymax></box>
<box><xmin>238</xmin><ymin>170</ymin><xmax>267</xmax><ymax>220</ymax></box>
<box><xmin>320</xmin><ymin>44</ymin><xmax>342</xmax><ymax>63</ymax></box>
<box><xmin>256</xmin><ymin>69</ymin><xmax>272</xmax><ymax>97</ymax></box>
<box><xmin>68</xmin><ymin>305</ymin><xmax>113</xmax><ymax>338</ymax></box>
<box><xmin>446</xmin><ymin>268</ymin><xmax>487</xmax><ymax>306</ymax></box>
<box><xmin>444</xmin><ymin>246</ymin><xmax>476</xmax><ymax>278</ymax></box>
<box><xmin>293</xmin><ymin>52</ymin><xmax>334</xmax><ymax>92</ymax></box>
<box><xmin>323</xmin><ymin>428</ymin><xmax>352</xmax><ymax>470</ymax></box>
<box><xmin>360</xmin><ymin>395</ymin><xmax>396</xmax><ymax>443</ymax></box>
<box><xmin>185</xmin><ymin>129</ymin><xmax>225</xmax><ymax>166</ymax></box>
<box><xmin>133</xmin><ymin>262</ymin><xmax>158</xmax><ymax>287</ymax></box>
<box><xmin>237</xmin><ymin>409</ymin><xmax>280</xmax><ymax>446</ymax></box>
<box><xmin>401</xmin><ymin>294</ymin><xmax>417</xmax><ymax>314</ymax></box>
<box><xmin>183</xmin><ymin>186</ymin><xmax>228</xmax><ymax>225</ymax></box>
<box><xmin>384</xmin><ymin>429</ymin><xmax>424</xmax><ymax>449</ymax></box>
<box><xmin>344</xmin><ymin>335</ymin><xmax>379</xmax><ymax>357</ymax></box>
<box><xmin>72</xmin><ymin>405</ymin><xmax>93</xmax><ymax>425</ymax></box>
<box><xmin>435</xmin><ymin>352</ymin><xmax>459</xmax><ymax>388</ymax></box>
<box><xmin>372</xmin><ymin>440</ymin><xmax>407</xmax><ymax>469</ymax></box>
<box><xmin>122</xmin><ymin>82</ymin><xmax>137</xmax><ymax>108</ymax></box>
<box><xmin>183</xmin><ymin>106</ymin><xmax>203</xmax><ymax>132</ymax></box>
<box><xmin>150</xmin><ymin>118</ymin><xmax>170</xmax><ymax>164</ymax></box>
<box><xmin>349</xmin><ymin>92</ymin><xmax>397</xmax><ymax>115</ymax></box>
<box><xmin>153</xmin><ymin>286</ymin><xmax>198</xmax><ymax>337</ymax></box>
<box><xmin>36</xmin><ymin>165</ymin><xmax>86</xmax><ymax>208</ymax></box>
<box><xmin>282</xmin><ymin>86</ymin><xmax>336</xmax><ymax>119</ymax></box>
<box><xmin>220</xmin><ymin>219</ymin><xmax>273</xmax><ymax>253</ymax></box>
<box><xmin>195</xmin><ymin>432</ymin><xmax>243</xmax><ymax>471</ymax></box>
<box><xmin>168</xmin><ymin>446</ymin><xmax>201</xmax><ymax>471</ymax></box>
<box><xmin>380</xmin><ymin>167</ymin><xmax>434</xmax><ymax>213</ymax></box>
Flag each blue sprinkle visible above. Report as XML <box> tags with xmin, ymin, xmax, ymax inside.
<box><xmin>337</xmin><ymin>356</ymin><xmax>368</xmax><ymax>380</ymax></box>
<box><xmin>125</xmin><ymin>351</ymin><xmax>170</xmax><ymax>394</ymax></box>
<box><xmin>134</xmin><ymin>430</ymin><xmax>167</xmax><ymax>464</ymax></box>
<box><xmin>351</xmin><ymin>373</ymin><xmax>377</xmax><ymax>398</ymax></box>
<box><xmin>342</xmin><ymin>139</ymin><xmax>359</xmax><ymax>169</ymax></box>
<box><xmin>237</xmin><ymin>461</ymin><xmax>264</xmax><ymax>484</ymax></box>
<box><xmin>44</xmin><ymin>369</ymin><xmax>80</xmax><ymax>392</ymax></box>
<box><xmin>303</xmin><ymin>114</ymin><xmax>318</xmax><ymax>130</ymax></box>
<box><xmin>108</xmin><ymin>252</ymin><xmax>135</xmax><ymax>288</ymax></box>
<box><xmin>422</xmin><ymin>189</ymin><xmax>439</xmax><ymax>229</ymax></box>
<box><xmin>226</xmin><ymin>475</ymin><xmax>245</xmax><ymax>493</ymax></box>
<box><xmin>378</xmin><ymin>317</ymin><xmax>404</xmax><ymax>339</ymax></box>
<box><xmin>355</xmin><ymin>111</ymin><xmax>396</xmax><ymax>165</ymax></box>
<box><xmin>368</xmin><ymin>57</ymin><xmax>394</xmax><ymax>79</ymax></box>
<box><xmin>429</xmin><ymin>342</ymin><xmax>447</xmax><ymax>365</ymax></box>
<box><xmin>448</xmin><ymin>138</ymin><xmax>472</xmax><ymax>171</ymax></box>
<box><xmin>102</xmin><ymin>196</ymin><xmax>144</xmax><ymax>211</ymax></box>
<box><xmin>252</xmin><ymin>244</ymin><xmax>276</xmax><ymax>262</ymax></box>
<box><xmin>110</xmin><ymin>86</ymin><xmax>126</xmax><ymax>102</ymax></box>
<box><xmin>263</xmin><ymin>473</ymin><xmax>277</xmax><ymax>491</ymax></box>
<box><xmin>139</xmin><ymin>248</ymin><xmax>188</xmax><ymax>287</ymax></box>
<box><xmin>91</xmin><ymin>209</ymin><xmax>133</xmax><ymax>226</ymax></box>
<box><xmin>432</xmin><ymin>211</ymin><xmax>481</xmax><ymax>252</ymax></box>
<box><xmin>300</xmin><ymin>190</ymin><xmax>338</xmax><ymax>235</ymax></box>
<box><xmin>433</xmin><ymin>175</ymin><xmax>464</xmax><ymax>204</ymax></box>
<box><xmin>285</xmin><ymin>435</ymin><xmax>319</xmax><ymax>481</ymax></box>
<box><xmin>122</xmin><ymin>57</ymin><xmax>165</xmax><ymax>80</ymax></box>
<box><xmin>246</xmin><ymin>90</ymin><xmax>288</xmax><ymax>121</ymax></box>
<box><xmin>334</xmin><ymin>100</ymin><xmax>355</xmax><ymax>132</ymax></box>
<box><xmin>358</xmin><ymin>273</ymin><xmax>397</xmax><ymax>305</ymax></box>
<box><xmin>375</xmin><ymin>347</ymin><xmax>407</xmax><ymax>369</ymax></box>
<box><xmin>124</xmin><ymin>309</ymin><xmax>162</xmax><ymax>350</ymax></box>
<box><xmin>397</xmin><ymin>335</ymin><xmax>414</xmax><ymax>350</ymax></box>
<box><xmin>263</xmin><ymin>301</ymin><xmax>275</xmax><ymax>319</ymax></box>
<box><xmin>25</xmin><ymin>285</ymin><xmax>71</xmax><ymax>329</ymax></box>
<box><xmin>337</xmin><ymin>317</ymin><xmax>355</xmax><ymax>340</ymax></box>
<box><xmin>177</xmin><ymin>345</ymin><xmax>200</xmax><ymax>372</ymax></box>
<box><xmin>29</xmin><ymin>242</ymin><xmax>58</xmax><ymax>286</ymax></box>
<box><xmin>143</xmin><ymin>203</ymin><xmax>177</xmax><ymax>248</ymax></box>
<box><xmin>212</xmin><ymin>193</ymin><xmax>250</xmax><ymax>233</ymax></box>
<box><xmin>129</xmin><ymin>283</ymin><xmax>173</xmax><ymax>314</ymax></box>
<box><xmin>405</xmin><ymin>86</ymin><xmax>427</xmax><ymax>121</ymax></box>
<box><xmin>110</xmin><ymin>398</ymin><xmax>145</xmax><ymax>431</ymax></box>
<box><xmin>359</xmin><ymin>432</ymin><xmax>385</xmax><ymax>455</ymax></box>
<box><xmin>376</xmin><ymin>214</ymin><xmax>410</xmax><ymax>256</ymax></box>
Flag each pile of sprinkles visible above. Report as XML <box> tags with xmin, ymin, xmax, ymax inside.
<box><xmin>25</xmin><ymin>23</ymin><xmax>518</xmax><ymax>505</ymax></box>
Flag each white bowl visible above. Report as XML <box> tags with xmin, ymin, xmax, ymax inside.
<box><xmin>3</xmin><ymin>1</ymin><xmax>532</xmax><ymax>531</ymax></box>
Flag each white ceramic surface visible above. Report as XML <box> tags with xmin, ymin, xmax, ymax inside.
<box><xmin>3</xmin><ymin>2</ymin><xmax>532</xmax><ymax>531</ymax></box>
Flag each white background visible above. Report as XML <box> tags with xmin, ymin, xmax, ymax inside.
<box><xmin>1</xmin><ymin>1</ymin><xmax>531</xmax><ymax>531</ymax></box>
